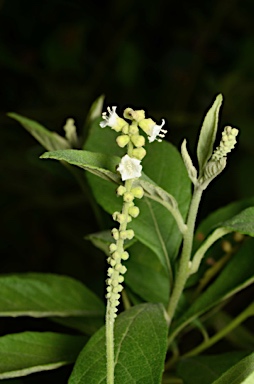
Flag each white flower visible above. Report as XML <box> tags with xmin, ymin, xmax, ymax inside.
<box><xmin>117</xmin><ymin>154</ymin><xmax>142</xmax><ymax>181</ymax></box>
<box><xmin>139</xmin><ymin>118</ymin><xmax>167</xmax><ymax>143</ymax></box>
<box><xmin>100</xmin><ymin>106</ymin><xmax>126</xmax><ymax>131</ymax></box>
<box><xmin>148</xmin><ymin>119</ymin><xmax>167</xmax><ymax>143</ymax></box>
<box><xmin>100</xmin><ymin>106</ymin><xmax>118</xmax><ymax>128</ymax></box>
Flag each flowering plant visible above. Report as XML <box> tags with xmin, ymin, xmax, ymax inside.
<box><xmin>3</xmin><ymin>94</ymin><xmax>254</xmax><ymax>383</ymax></box>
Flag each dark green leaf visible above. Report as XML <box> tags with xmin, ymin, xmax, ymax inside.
<box><xmin>219</xmin><ymin>207</ymin><xmax>254</xmax><ymax>236</ymax></box>
<box><xmin>0</xmin><ymin>332</ymin><xmax>86</xmax><ymax>379</ymax></box>
<box><xmin>125</xmin><ymin>242</ymin><xmax>170</xmax><ymax>306</ymax></box>
<box><xmin>0</xmin><ymin>273</ymin><xmax>104</xmax><ymax>317</ymax></box>
<box><xmin>193</xmin><ymin>197</ymin><xmax>254</xmax><ymax>253</ymax></box>
<box><xmin>197</xmin><ymin>94</ymin><xmax>223</xmax><ymax>174</ymax></box>
<box><xmin>8</xmin><ymin>113</ymin><xmax>70</xmax><ymax>151</ymax></box>
<box><xmin>69</xmin><ymin>303</ymin><xmax>168</xmax><ymax>384</ymax></box>
<box><xmin>170</xmin><ymin>238</ymin><xmax>254</xmax><ymax>341</ymax></box>
<box><xmin>177</xmin><ymin>351</ymin><xmax>250</xmax><ymax>384</ymax></box>
<box><xmin>40</xmin><ymin>149</ymin><xmax>120</xmax><ymax>183</ymax></box>
<box><xmin>212</xmin><ymin>352</ymin><xmax>254</xmax><ymax>384</ymax></box>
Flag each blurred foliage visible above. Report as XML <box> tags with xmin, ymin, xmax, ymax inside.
<box><xmin>1</xmin><ymin>0</ymin><xmax>254</xmax><ymax>381</ymax></box>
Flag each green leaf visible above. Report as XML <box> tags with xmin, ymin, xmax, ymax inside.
<box><xmin>0</xmin><ymin>332</ymin><xmax>86</xmax><ymax>379</ymax></box>
<box><xmin>69</xmin><ymin>303</ymin><xmax>168</xmax><ymax>384</ymax></box>
<box><xmin>8</xmin><ymin>113</ymin><xmax>70</xmax><ymax>151</ymax></box>
<box><xmin>125</xmin><ymin>242</ymin><xmax>170</xmax><ymax>306</ymax></box>
<box><xmin>212</xmin><ymin>352</ymin><xmax>254</xmax><ymax>384</ymax></box>
<box><xmin>197</xmin><ymin>94</ymin><xmax>223</xmax><ymax>174</ymax></box>
<box><xmin>83</xmin><ymin>95</ymin><xmax>105</xmax><ymax>131</ymax></box>
<box><xmin>193</xmin><ymin>197</ymin><xmax>254</xmax><ymax>252</ymax></box>
<box><xmin>169</xmin><ymin>238</ymin><xmax>254</xmax><ymax>341</ymax></box>
<box><xmin>40</xmin><ymin>149</ymin><xmax>120</xmax><ymax>183</ymax></box>
<box><xmin>177</xmin><ymin>351</ymin><xmax>250</xmax><ymax>384</ymax></box>
<box><xmin>51</xmin><ymin>316</ymin><xmax>104</xmax><ymax>335</ymax></box>
<box><xmin>219</xmin><ymin>207</ymin><xmax>254</xmax><ymax>236</ymax></box>
<box><xmin>0</xmin><ymin>273</ymin><xmax>104</xmax><ymax>317</ymax></box>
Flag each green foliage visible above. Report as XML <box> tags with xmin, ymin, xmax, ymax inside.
<box><xmin>170</xmin><ymin>238</ymin><xmax>254</xmax><ymax>340</ymax></box>
<box><xmin>69</xmin><ymin>303</ymin><xmax>168</xmax><ymax>384</ymax></box>
<box><xmin>176</xmin><ymin>351</ymin><xmax>251</xmax><ymax>384</ymax></box>
<box><xmin>0</xmin><ymin>273</ymin><xmax>104</xmax><ymax>317</ymax></box>
<box><xmin>4</xmin><ymin>95</ymin><xmax>254</xmax><ymax>383</ymax></box>
<box><xmin>197</xmin><ymin>94</ymin><xmax>223</xmax><ymax>175</ymax></box>
<box><xmin>0</xmin><ymin>332</ymin><xmax>86</xmax><ymax>379</ymax></box>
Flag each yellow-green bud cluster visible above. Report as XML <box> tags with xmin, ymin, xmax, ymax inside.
<box><xmin>106</xmin><ymin>183</ymin><xmax>143</xmax><ymax>319</ymax></box>
<box><xmin>212</xmin><ymin>126</ymin><xmax>239</xmax><ymax>161</ymax></box>
<box><xmin>101</xmin><ymin>105</ymin><xmax>165</xmax><ymax>321</ymax></box>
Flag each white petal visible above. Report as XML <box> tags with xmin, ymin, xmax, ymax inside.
<box><xmin>117</xmin><ymin>154</ymin><xmax>142</xmax><ymax>181</ymax></box>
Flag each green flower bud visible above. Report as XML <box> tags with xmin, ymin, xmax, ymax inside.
<box><xmin>122</xmin><ymin>125</ymin><xmax>129</xmax><ymax>134</ymax></box>
<box><xmin>107</xmin><ymin>286</ymin><xmax>112</xmax><ymax>292</ymax></box>
<box><xmin>123</xmin><ymin>192</ymin><xmax>134</xmax><ymax>202</ymax></box>
<box><xmin>132</xmin><ymin>147</ymin><xmax>146</xmax><ymax>160</ymax></box>
<box><xmin>111</xmin><ymin>251</ymin><xmax>120</xmax><ymax>260</ymax></box>
<box><xmin>121</xmin><ymin>251</ymin><xmax>129</xmax><ymax>260</ymax></box>
<box><xmin>118</xmin><ymin>275</ymin><xmax>124</xmax><ymax>283</ymax></box>
<box><xmin>129</xmin><ymin>125</ymin><xmax>139</xmax><ymax>135</ymax></box>
<box><xmin>120</xmin><ymin>229</ymin><xmax>134</xmax><ymax>240</ymax></box>
<box><xmin>115</xmin><ymin>263</ymin><xmax>123</xmax><ymax>271</ymax></box>
<box><xmin>128</xmin><ymin>205</ymin><xmax>140</xmax><ymax>218</ymax></box>
<box><xmin>112</xmin><ymin>228</ymin><xmax>119</xmax><ymax>240</ymax></box>
<box><xmin>130</xmin><ymin>186</ymin><xmax>144</xmax><ymax>199</ymax></box>
<box><xmin>110</xmin><ymin>259</ymin><xmax>116</xmax><ymax>267</ymax></box>
<box><xmin>131</xmin><ymin>134</ymin><xmax>145</xmax><ymax>148</ymax></box>
<box><xmin>116</xmin><ymin>185</ymin><xmax>126</xmax><ymax>196</ymax></box>
<box><xmin>127</xmin><ymin>215</ymin><xmax>132</xmax><ymax>223</ymax></box>
<box><xmin>106</xmin><ymin>292</ymin><xmax>111</xmax><ymax>299</ymax></box>
<box><xmin>107</xmin><ymin>268</ymin><xmax>114</xmax><ymax>276</ymax></box>
<box><xmin>116</xmin><ymin>135</ymin><xmax>130</xmax><ymax>148</ymax></box>
<box><xmin>124</xmin><ymin>108</ymin><xmax>145</xmax><ymax>122</ymax></box>
<box><xmin>109</xmin><ymin>243</ymin><xmax>117</xmax><ymax>253</ymax></box>
<box><xmin>120</xmin><ymin>265</ymin><xmax>127</xmax><ymax>274</ymax></box>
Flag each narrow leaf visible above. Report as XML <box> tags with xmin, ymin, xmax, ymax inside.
<box><xmin>212</xmin><ymin>352</ymin><xmax>254</xmax><ymax>384</ymax></box>
<box><xmin>177</xmin><ymin>351</ymin><xmax>250</xmax><ymax>384</ymax></box>
<box><xmin>197</xmin><ymin>94</ymin><xmax>223</xmax><ymax>174</ymax></box>
<box><xmin>0</xmin><ymin>332</ymin><xmax>86</xmax><ymax>379</ymax></box>
<box><xmin>219</xmin><ymin>207</ymin><xmax>254</xmax><ymax>236</ymax></box>
<box><xmin>84</xmin><ymin>95</ymin><xmax>105</xmax><ymax>129</ymax></box>
<box><xmin>68</xmin><ymin>303</ymin><xmax>168</xmax><ymax>384</ymax></box>
<box><xmin>8</xmin><ymin>113</ymin><xmax>70</xmax><ymax>151</ymax></box>
<box><xmin>0</xmin><ymin>273</ymin><xmax>104</xmax><ymax>317</ymax></box>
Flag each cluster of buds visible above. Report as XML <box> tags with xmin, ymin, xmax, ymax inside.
<box><xmin>100</xmin><ymin>106</ymin><xmax>167</xmax><ymax>320</ymax></box>
<box><xmin>199</xmin><ymin>126</ymin><xmax>239</xmax><ymax>190</ymax></box>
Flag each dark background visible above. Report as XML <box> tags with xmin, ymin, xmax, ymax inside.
<box><xmin>1</xmin><ymin>0</ymin><xmax>254</xmax><ymax>382</ymax></box>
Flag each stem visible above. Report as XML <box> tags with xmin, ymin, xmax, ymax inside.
<box><xmin>105</xmin><ymin>141</ymin><xmax>136</xmax><ymax>383</ymax></box>
<box><xmin>167</xmin><ymin>187</ymin><xmax>203</xmax><ymax>326</ymax></box>
<box><xmin>182</xmin><ymin>303</ymin><xmax>254</xmax><ymax>357</ymax></box>
<box><xmin>106</xmin><ymin>302</ymin><xmax>115</xmax><ymax>384</ymax></box>
<box><xmin>191</xmin><ymin>227</ymin><xmax>232</xmax><ymax>274</ymax></box>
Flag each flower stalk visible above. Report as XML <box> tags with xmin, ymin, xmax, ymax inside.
<box><xmin>101</xmin><ymin>106</ymin><xmax>167</xmax><ymax>383</ymax></box>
